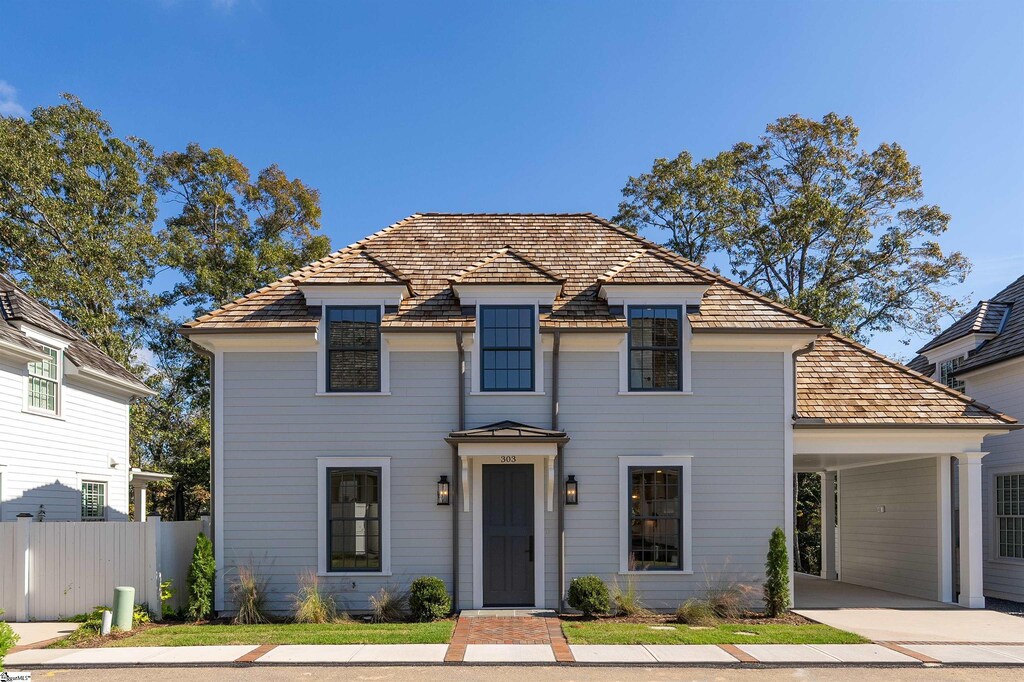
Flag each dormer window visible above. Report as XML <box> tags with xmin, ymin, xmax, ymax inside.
<box><xmin>27</xmin><ymin>345</ymin><xmax>60</xmax><ymax>413</ymax></box>
<box><xmin>480</xmin><ymin>305</ymin><xmax>535</xmax><ymax>392</ymax></box>
<box><xmin>939</xmin><ymin>356</ymin><xmax>966</xmax><ymax>393</ymax></box>
<box><xmin>628</xmin><ymin>306</ymin><xmax>682</xmax><ymax>391</ymax></box>
<box><xmin>326</xmin><ymin>306</ymin><xmax>381</xmax><ymax>392</ymax></box>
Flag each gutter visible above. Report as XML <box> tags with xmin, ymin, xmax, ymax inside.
<box><xmin>451</xmin><ymin>330</ymin><xmax>465</xmax><ymax>612</ymax></box>
<box><xmin>791</xmin><ymin>341</ymin><xmax>816</xmax><ymax>420</ymax></box>
<box><xmin>552</xmin><ymin>330</ymin><xmax>565</xmax><ymax>613</ymax></box>
<box><xmin>793</xmin><ymin>420</ymin><xmax>1023</xmax><ymax>430</ymax></box>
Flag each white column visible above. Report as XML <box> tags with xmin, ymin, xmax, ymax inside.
<box><xmin>957</xmin><ymin>452</ymin><xmax>987</xmax><ymax>608</ymax></box>
<box><xmin>937</xmin><ymin>456</ymin><xmax>953</xmax><ymax>602</ymax></box>
<box><xmin>820</xmin><ymin>471</ymin><xmax>838</xmax><ymax>580</ymax></box>
<box><xmin>14</xmin><ymin>515</ymin><xmax>31</xmax><ymax>622</ymax></box>
<box><xmin>146</xmin><ymin>515</ymin><xmax>163</xmax><ymax>621</ymax></box>
<box><xmin>133</xmin><ymin>484</ymin><xmax>147</xmax><ymax>522</ymax></box>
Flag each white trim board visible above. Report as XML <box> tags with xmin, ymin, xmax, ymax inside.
<box><xmin>617</xmin><ymin>455</ymin><xmax>693</xmax><ymax>575</ymax></box>
<box><xmin>316</xmin><ymin>456</ymin><xmax>392</xmax><ymax>577</ymax></box>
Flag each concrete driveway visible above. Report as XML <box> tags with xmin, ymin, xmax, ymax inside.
<box><xmin>794</xmin><ymin>574</ymin><xmax>1024</xmax><ymax>642</ymax></box>
<box><xmin>8</xmin><ymin>621</ymin><xmax>79</xmax><ymax>647</ymax></box>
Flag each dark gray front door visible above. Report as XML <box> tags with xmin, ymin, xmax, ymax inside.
<box><xmin>482</xmin><ymin>463</ymin><xmax>534</xmax><ymax>606</ymax></box>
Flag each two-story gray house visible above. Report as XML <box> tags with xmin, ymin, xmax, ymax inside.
<box><xmin>910</xmin><ymin>274</ymin><xmax>1024</xmax><ymax>603</ymax></box>
<box><xmin>180</xmin><ymin>213</ymin><xmax>1016</xmax><ymax>615</ymax></box>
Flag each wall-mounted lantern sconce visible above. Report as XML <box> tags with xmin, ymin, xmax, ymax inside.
<box><xmin>565</xmin><ymin>475</ymin><xmax>579</xmax><ymax>505</ymax></box>
<box><xmin>437</xmin><ymin>475</ymin><xmax>451</xmax><ymax>506</ymax></box>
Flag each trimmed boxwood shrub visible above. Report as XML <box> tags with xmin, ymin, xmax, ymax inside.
<box><xmin>567</xmin><ymin>575</ymin><xmax>610</xmax><ymax>616</ymax></box>
<box><xmin>408</xmin><ymin>576</ymin><xmax>451</xmax><ymax>622</ymax></box>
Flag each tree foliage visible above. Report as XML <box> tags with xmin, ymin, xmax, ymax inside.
<box><xmin>0</xmin><ymin>94</ymin><xmax>159</xmax><ymax>366</ymax></box>
<box><xmin>616</xmin><ymin>113</ymin><xmax>970</xmax><ymax>340</ymax></box>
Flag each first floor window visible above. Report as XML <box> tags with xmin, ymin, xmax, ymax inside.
<box><xmin>628</xmin><ymin>306</ymin><xmax>682</xmax><ymax>391</ymax></box>
<box><xmin>628</xmin><ymin>466</ymin><xmax>682</xmax><ymax>570</ymax></box>
<box><xmin>327</xmin><ymin>467</ymin><xmax>382</xmax><ymax>571</ymax></box>
<box><xmin>996</xmin><ymin>473</ymin><xmax>1024</xmax><ymax>559</ymax></box>
<box><xmin>326</xmin><ymin>306</ymin><xmax>381</xmax><ymax>392</ymax></box>
<box><xmin>28</xmin><ymin>345</ymin><xmax>60</xmax><ymax>412</ymax></box>
<box><xmin>939</xmin><ymin>356</ymin><xmax>966</xmax><ymax>392</ymax></box>
<box><xmin>81</xmin><ymin>481</ymin><xmax>106</xmax><ymax>521</ymax></box>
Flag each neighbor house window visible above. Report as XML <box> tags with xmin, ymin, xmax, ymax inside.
<box><xmin>326</xmin><ymin>306</ymin><xmax>381</xmax><ymax>392</ymax></box>
<box><xmin>996</xmin><ymin>473</ymin><xmax>1024</xmax><ymax>560</ymax></box>
<box><xmin>628</xmin><ymin>306</ymin><xmax>682</xmax><ymax>391</ymax></box>
<box><xmin>326</xmin><ymin>468</ymin><xmax>382</xmax><ymax>571</ymax></box>
<box><xmin>939</xmin><ymin>356</ymin><xmax>966</xmax><ymax>393</ymax></box>
<box><xmin>480</xmin><ymin>305</ymin><xmax>534</xmax><ymax>391</ymax></box>
<box><xmin>27</xmin><ymin>345</ymin><xmax>60</xmax><ymax>413</ymax></box>
<box><xmin>81</xmin><ymin>481</ymin><xmax>106</xmax><ymax>521</ymax></box>
<box><xmin>628</xmin><ymin>466</ymin><xmax>683</xmax><ymax>570</ymax></box>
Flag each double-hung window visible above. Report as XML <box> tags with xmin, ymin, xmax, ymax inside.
<box><xmin>628</xmin><ymin>466</ymin><xmax>683</xmax><ymax>570</ymax></box>
<box><xmin>996</xmin><ymin>473</ymin><xmax>1024</xmax><ymax>560</ymax></box>
<box><xmin>628</xmin><ymin>306</ymin><xmax>682</xmax><ymax>391</ymax></box>
<box><xmin>939</xmin><ymin>356</ymin><xmax>966</xmax><ymax>392</ymax></box>
<box><xmin>326</xmin><ymin>467</ymin><xmax>382</xmax><ymax>572</ymax></box>
<box><xmin>81</xmin><ymin>481</ymin><xmax>106</xmax><ymax>521</ymax></box>
<box><xmin>480</xmin><ymin>305</ymin><xmax>535</xmax><ymax>391</ymax></box>
<box><xmin>326</xmin><ymin>306</ymin><xmax>381</xmax><ymax>392</ymax></box>
<box><xmin>28</xmin><ymin>345</ymin><xmax>60</xmax><ymax>413</ymax></box>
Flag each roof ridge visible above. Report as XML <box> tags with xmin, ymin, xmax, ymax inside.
<box><xmin>448</xmin><ymin>246</ymin><xmax>565</xmax><ymax>283</ymax></box>
<box><xmin>819</xmin><ymin>332</ymin><xmax>1017</xmax><ymax>424</ymax></box>
<box><xmin>584</xmin><ymin>214</ymin><xmax>825</xmax><ymax>329</ymax></box>
<box><xmin>184</xmin><ymin>214</ymin><xmax>422</xmax><ymax>327</ymax></box>
<box><xmin>420</xmin><ymin>212</ymin><xmax>595</xmax><ymax>217</ymax></box>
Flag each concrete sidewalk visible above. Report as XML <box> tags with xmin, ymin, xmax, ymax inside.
<box><xmin>7</xmin><ymin>642</ymin><xmax>1024</xmax><ymax>667</ymax></box>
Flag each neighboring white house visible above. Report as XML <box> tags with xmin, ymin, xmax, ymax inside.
<box><xmin>0</xmin><ymin>273</ymin><xmax>157</xmax><ymax>522</ymax></box>
<box><xmin>180</xmin><ymin>213</ymin><xmax>1017</xmax><ymax>615</ymax></box>
<box><xmin>909</xmin><ymin>274</ymin><xmax>1024</xmax><ymax>602</ymax></box>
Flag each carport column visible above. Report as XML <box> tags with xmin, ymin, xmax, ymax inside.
<box><xmin>819</xmin><ymin>471</ymin><xmax>838</xmax><ymax>580</ymax></box>
<box><xmin>957</xmin><ymin>452</ymin><xmax>987</xmax><ymax>608</ymax></box>
<box><xmin>132</xmin><ymin>481</ymin><xmax>147</xmax><ymax>522</ymax></box>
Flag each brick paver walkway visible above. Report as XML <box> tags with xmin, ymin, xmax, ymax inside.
<box><xmin>445</xmin><ymin>613</ymin><xmax>574</xmax><ymax>662</ymax></box>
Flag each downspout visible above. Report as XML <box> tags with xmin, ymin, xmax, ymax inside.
<box><xmin>552</xmin><ymin>331</ymin><xmax>564</xmax><ymax>612</ymax></box>
<box><xmin>452</xmin><ymin>330</ymin><xmax>465</xmax><ymax>610</ymax></box>
<box><xmin>791</xmin><ymin>341</ymin><xmax>815</xmax><ymax>419</ymax></box>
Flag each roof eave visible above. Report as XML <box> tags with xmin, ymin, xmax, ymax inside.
<box><xmin>793</xmin><ymin>419</ymin><xmax>1020</xmax><ymax>430</ymax></box>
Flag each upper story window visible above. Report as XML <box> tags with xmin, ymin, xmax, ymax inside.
<box><xmin>996</xmin><ymin>473</ymin><xmax>1023</xmax><ymax>560</ymax></box>
<box><xmin>81</xmin><ymin>480</ymin><xmax>106</xmax><ymax>521</ymax></box>
<box><xmin>480</xmin><ymin>305</ymin><xmax>535</xmax><ymax>392</ymax></box>
<box><xmin>326</xmin><ymin>306</ymin><xmax>381</xmax><ymax>392</ymax></box>
<box><xmin>27</xmin><ymin>345</ymin><xmax>60</xmax><ymax>413</ymax></box>
<box><xmin>628</xmin><ymin>306</ymin><xmax>682</xmax><ymax>391</ymax></box>
<box><xmin>939</xmin><ymin>356</ymin><xmax>966</xmax><ymax>393</ymax></box>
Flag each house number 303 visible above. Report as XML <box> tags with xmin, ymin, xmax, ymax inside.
<box><xmin>500</xmin><ymin>456</ymin><xmax>517</xmax><ymax>463</ymax></box>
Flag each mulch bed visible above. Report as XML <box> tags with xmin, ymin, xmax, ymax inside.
<box><xmin>559</xmin><ymin>611</ymin><xmax>812</xmax><ymax>626</ymax></box>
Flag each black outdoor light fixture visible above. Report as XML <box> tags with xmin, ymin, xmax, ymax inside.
<box><xmin>437</xmin><ymin>475</ymin><xmax>451</xmax><ymax>506</ymax></box>
<box><xmin>565</xmin><ymin>475</ymin><xmax>579</xmax><ymax>505</ymax></box>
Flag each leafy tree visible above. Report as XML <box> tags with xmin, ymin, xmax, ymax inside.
<box><xmin>0</xmin><ymin>94</ymin><xmax>159</xmax><ymax>365</ymax></box>
<box><xmin>616</xmin><ymin>113</ymin><xmax>970</xmax><ymax>340</ymax></box>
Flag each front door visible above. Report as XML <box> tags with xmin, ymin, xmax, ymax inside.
<box><xmin>482</xmin><ymin>463</ymin><xmax>534</xmax><ymax>606</ymax></box>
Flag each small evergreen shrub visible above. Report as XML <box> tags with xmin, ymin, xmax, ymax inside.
<box><xmin>567</xmin><ymin>575</ymin><xmax>610</xmax><ymax>617</ymax></box>
<box><xmin>675</xmin><ymin>599</ymin><xmax>718</xmax><ymax>626</ymax></box>
<box><xmin>408</xmin><ymin>576</ymin><xmax>451</xmax><ymax>622</ymax></box>
<box><xmin>186</xmin><ymin>533</ymin><xmax>216</xmax><ymax>621</ymax></box>
<box><xmin>293</xmin><ymin>571</ymin><xmax>338</xmax><ymax>624</ymax></box>
<box><xmin>369</xmin><ymin>586</ymin><xmax>408</xmax><ymax>623</ymax></box>
<box><xmin>763</xmin><ymin>526</ymin><xmax>790</xmax><ymax>617</ymax></box>
<box><xmin>232</xmin><ymin>565</ymin><xmax>270</xmax><ymax>625</ymax></box>
<box><xmin>0</xmin><ymin>611</ymin><xmax>19</xmax><ymax>672</ymax></box>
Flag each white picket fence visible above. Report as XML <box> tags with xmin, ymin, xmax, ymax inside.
<box><xmin>0</xmin><ymin>516</ymin><xmax>207</xmax><ymax>622</ymax></box>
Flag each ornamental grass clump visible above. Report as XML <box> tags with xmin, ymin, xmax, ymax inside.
<box><xmin>369</xmin><ymin>585</ymin><xmax>408</xmax><ymax>623</ymax></box>
<box><xmin>232</xmin><ymin>565</ymin><xmax>270</xmax><ymax>625</ymax></box>
<box><xmin>408</xmin><ymin>576</ymin><xmax>451</xmax><ymax>622</ymax></box>
<box><xmin>292</xmin><ymin>571</ymin><xmax>338</xmax><ymax>624</ymax></box>
<box><xmin>763</xmin><ymin>526</ymin><xmax>790</xmax><ymax>618</ymax></box>
<box><xmin>609</xmin><ymin>574</ymin><xmax>652</xmax><ymax>617</ymax></box>
<box><xmin>567</xmin><ymin>575</ymin><xmax>610</xmax><ymax>617</ymax></box>
<box><xmin>675</xmin><ymin>599</ymin><xmax>718</xmax><ymax>626</ymax></box>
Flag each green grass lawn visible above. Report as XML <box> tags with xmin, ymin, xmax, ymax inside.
<box><xmin>560</xmin><ymin>621</ymin><xmax>868</xmax><ymax>645</ymax></box>
<box><xmin>54</xmin><ymin>621</ymin><xmax>456</xmax><ymax>648</ymax></box>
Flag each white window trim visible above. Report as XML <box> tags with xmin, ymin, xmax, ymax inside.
<box><xmin>989</xmin><ymin>465</ymin><xmax>1024</xmax><ymax>565</ymax></box>
<box><xmin>618</xmin><ymin>455</ymin><xmax>693</xmax><ymax>574</ymax></box>
<box><xmin>23</xmin><ymin>344</ymin><xmax>64</xmax><ymax>418</ymax></box>
<box><xmin>470</xmin><ymin>302</ymin><xmax>545</xmax><ymax>395</ymax></box>
<box><xmin>316</xmin><ymin>304</ymin><xmax>391</xmax><ymax>396</ymax></box>
<box><xmin>618</xmin><ymin>305</ymin><xmax>693</xmax><ymax>394</ymax></box>
<box><xmin>317</xmin><ymin>456</ymin><xmax>392</xmax><ymax>577</ymax></box>
<box><xmin>78</xmin><ymin>476</ymin><xmax>109</xmax><ymax>522</ymax></box>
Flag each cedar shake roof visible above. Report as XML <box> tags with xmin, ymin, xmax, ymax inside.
<box><xmin>797</xmin><ymin>334</ymin><xmax>1016</xmax><ymax>427</ymax></box>
<box><xmin>301</xmin><ymin>247</ymin><xmax>411</xmax><ymax>288</ymax></box>
<box><xmin>181</xmin><ymin>213</ymin><xmax>823</xmax><ymax>333</ymax></box>
<box><xmin>449</xmin><ymin>247</ymin><xmax>565</xmax><ymax>285</ymax></box>
<box><xmin>599</xmin><ymin>249</ymin><xmax>710</xmax><ymax>286</ymax></box>
<box><xmin>0</xmin><ymin>273</ymin><xmax>151</xmax><ymax>393</ymax></box>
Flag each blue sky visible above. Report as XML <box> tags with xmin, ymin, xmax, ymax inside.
<box><xmin>2</xmin><ymin>0</ymin><xmax>1022</xmax><ymax>358</ymax></box>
